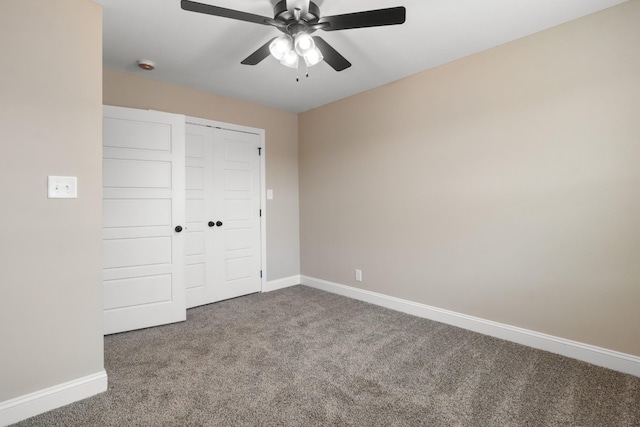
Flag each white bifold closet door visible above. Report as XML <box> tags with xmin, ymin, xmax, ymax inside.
<box><xmin>185</xmin><ymin>123</ymin><xmax>262</xmax><ymax>308</ymax></box>
<box><xmin>102</xmin><ymin>106</ymin><xmax>186</xmax><ymax>335</ymax></box>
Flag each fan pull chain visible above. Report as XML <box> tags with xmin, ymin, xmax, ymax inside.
<box><xmin>295</xmin><ymin>60</ymin><xmax>310</xmax><ymax>82</ymax></box>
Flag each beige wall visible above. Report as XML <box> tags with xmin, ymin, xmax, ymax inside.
<box><xmin>0</xmin><ymin>0</ymin><xmax>104</xmax><ymax>401</ymax></box>
<box><xmin>1</xmin><ymin>0</ymin><xmax>636</xmax><ymax>410</ymax></box>
<box><xmin>299</xmin><ymin>1</ymin><xmax>640</xmax><ymax>356</ymax></box>
<box><xmin>103</xmin><ymin>69</ymin><xmax>300</xmax><ymax>280</ymax></box>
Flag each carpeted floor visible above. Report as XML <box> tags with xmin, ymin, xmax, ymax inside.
<box><xmin>15</xmin><ymin>285</ymin><xmax>640</xmax><ymax>426</ymax></box>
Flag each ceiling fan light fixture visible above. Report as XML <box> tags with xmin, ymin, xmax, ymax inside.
<box><xmin>181</xmin><ymin>0</ymin><xmax>407</xmax><ymax>74</ymax></box>
<box><xmin>303</xmin><ymin>47</ymin><xmax>323</xmax><ymax>67</ymax></box>
<box><xmin>294</xmin><ymin>32</ymin><xmax>315</xmax><ymax>56</ymax></box>
<box><xmin>269</xmin><ymin>34</ymin><xmax>293</xmax><ymax>60</ymax></box>
<box><xmin>280</xmin><ymin>49</ymin><xmax>299</xmax><ymax>68</ymax></box>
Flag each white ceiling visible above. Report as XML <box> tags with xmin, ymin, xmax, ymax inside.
<box><xmin>99</xmin><ymin>0</ymin><xmax>627</xmax><ymax>113</ymax></box>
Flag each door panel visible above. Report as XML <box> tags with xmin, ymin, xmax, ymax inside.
<box><xmin>186</xmin><ymin>167</ymin><xmax>204</xmax><ymax>190</ymax></box>
<box><xmin>186</xmin><ymin>199</ymin><xmax>205</xmax><ymax>222</ymax></box>
<box><xmin>102</xmin><ymin>119</ymin><xmax>172</xmax><ymax>151</ymax></box>
<box><xmin>103</xmin><ymin>275</ymin><xmax>173</xmax><ymax>310</ymax></box>
<box><xmin>103</xmin><ymin>236</ymin><xmax>171</xmax><ymax>269</ymax></box>
<box><xmin>185</xmin><ymin>263</ymin><xmax>205</xmax><ymax>290</ymax></box>
<box><xmin>103</xmin><ymin>199</ymin><xmax>172</xmax><ymax>228</ymax></box>
<box><xmin>103</xmin><ymin>159</ymin><xmax>172</xmax><ymax>188</ymax></box>
<box><xmin>185</xmin><ymin>124</ymin><xmax>215</xmax><ymax>307</ymax></box>
<box><xmin>185</xmin><ymin>124</ymin><xmax>262</xmax><ymax>308</ymax></box>
<box><xmin>215</xmin><ymin>128</ymin><xmax>262</xmax><ymax>302</ymax></box>
<box><xmin>102</xmin><ymin>106</ymin><xmax>186</xmax><ymax>335</ymax></box>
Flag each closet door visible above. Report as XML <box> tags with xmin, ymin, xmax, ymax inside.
<box><xmin>184</xmin><ymin>124</ymin><xmax>216</xmax><ymax>307</ymax></box>
<box><xmin>214</xmin><ymin>127</ymin><xmax>262</xmax><ymax>302</ymax></box>
<box><xmin>102</xmin><ymin>106</ymin><xmax>186</xmax><ymax>334</ymax></box>
<box><xmin>185</xmin><ymin>124</ymin><xmax>262</xmax><ymax>308</ymax></box>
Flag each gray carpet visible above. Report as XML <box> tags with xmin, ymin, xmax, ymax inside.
<box><xmin>15</xmin><ymin>285</ymin><xmax>640</xmax><ymax>426</ymax></box>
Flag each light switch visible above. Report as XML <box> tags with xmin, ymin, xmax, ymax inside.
<box><xmin>267</xmin><ymin>189</ymin><xmax>273</xmax><ymax>200</ymax></box>
<box><xmin>48</xmin><ymin>176</ymin><xmax>77</xmax><ymax>199</ymax></box>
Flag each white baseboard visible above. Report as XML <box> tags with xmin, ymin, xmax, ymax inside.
<box><xmin>0</xmin><ymin>370</ymin><xmax>108</xmax><ymax>426</ymax></box>
<box><xmin>301</xmin><ymin>275</ymin><xmax>640</xmax><ymax>378</ymax></box>
<box><xmin>263</xmin><ymin>275</ymin><xmax>301</xmax><ymax>293</ymax></box>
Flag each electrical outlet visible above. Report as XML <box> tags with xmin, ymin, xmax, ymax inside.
<box><xmin>355</xmin><ymin>269</ymin><xmax>362</xmax><ymax>282</ymax></box>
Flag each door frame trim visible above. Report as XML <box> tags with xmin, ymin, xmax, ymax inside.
<box><xmin>186</xmin><ymin>116</ymin><xmax>267</xmax><ymax>292</ymax></box>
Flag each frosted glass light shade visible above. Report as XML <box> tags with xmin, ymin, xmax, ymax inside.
<box><xmin>303</xmin><ymin>47</ymin><xmax>323</xmax><ymax>67</ymax></box>
<box><xmin>269</xmin><ymin>35</ymin><xmax>293</xmax><ymax>60</ymax></box>
<box><xmin>280</xmin><ymin>50</ymin><xmax>299</xmax><ymax>68</ymax></box>
<box><xmin>294</xmin><ymin>32</ymin><xmax>315</xmax><ymax>56</ymax></box>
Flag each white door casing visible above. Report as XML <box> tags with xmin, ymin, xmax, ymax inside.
<box><xmin>102</xmin><ymin>106</ymin><xmax>186</xmax><ymax>335</ymax></box>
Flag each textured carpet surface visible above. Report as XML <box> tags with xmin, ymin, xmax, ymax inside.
<box><xmin>15</xmin><ymin>285</ymin><xmax>640</xmax><ymax>426</ymax></box>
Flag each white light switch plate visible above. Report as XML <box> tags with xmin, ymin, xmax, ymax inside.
<box><xmin>267</xmin><ymin>189</ymin><xmax>273</xmax><ymax>200</ymax></box>
<box><xmin>48</xmin><ymin>176</ymin><xmax>77</xmax><ymax>199</ymax></box>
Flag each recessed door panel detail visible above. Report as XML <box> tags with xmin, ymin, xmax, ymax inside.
<box><xmin>104</xmin><ymin>199</ymin><xmax>171</xmax><ymax>228</ymax></box>
<box><xmin>224</xmin><ymin>140</ymin><xmax>252</xmax><ymax>162</ymax></box>
<box><xmin>104</xmin><ymin>274</ymin><xmax>172</xmax><ymax>310</ymax></box>
<box><xmin>103</xmin><ymin>118</ymin><xmax>171</xmax><ymax>152</ymax></box>
<box><xmin>225</xmin><ymin>200</ymin><xmax>252</xmax><ymax>221</ymax></box>
<box><xmin>103</xmin><ymin>237</ymin><xmax>171</xmax><ymax>269</ymax></box>
<box><xmin>186</xmin><ymin>231</ymin><xmax>205</xmax><ymax>256</ymax></box>
<box><xmin>186</xmin><ymin>135</ymin><xmax>205</xmax><ymax>158</ymax></box>
<box><xmin>185</xmin><ymin>263</ymin><xmax>205</xmax><ymax>290</ymax></box>
<box><xmin>225</xmin><ymin>169</ymin><xmax>251</xmax><ymax>192</ymax></box>
<box><xmin>225</xmin><ymin>228</ymin><xmax>252</xmax><ymax>251</ymax></box>
<box><xmin>186</xmin><ymin>166</ymin><xmax>204</xmax><ymax>190</ymax></box>
<box><xmin>104</xmin><ymin>159</ymin><xmax>172</xmax><ymax>189</ymax></box>
<box><xmin>186</xmin><ymin>199</ymin><xmax>205</xmax><ymax>223</ymax></box>
<box><xmin>226</xmin><ymin>257</ymin><xmax>252</xmax><ymax>282</ymax></box>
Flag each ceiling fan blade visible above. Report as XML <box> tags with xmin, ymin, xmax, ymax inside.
<box><xmin>241</xmin><ymin>38</ymin><xmax>277</xmax><ymax>66</ymax></box>
<box><xmin>309</xmin><ymin>22</ymin><xmax>330</xmax><ymax>31</ymax></box>
<box><xmin>181</xmin><ymin>0</ymin><xmax>272</xmax><ymax>26</ymax></box>
<box><xmin>319</xmin><ymin>7</ymin><xmax>406</xmax><ymax>31</ymax></box>
<box><xmin>312</xmin><ymin>36</ymin><xmax>351</xmax><ymax>72</ymax></box>
<box><xmin>264</xmin><ymin>18</ymin><xmax>287</xmax><ymax>29</ymax></box>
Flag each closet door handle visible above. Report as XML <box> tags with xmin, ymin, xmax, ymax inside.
<box><xmin>216</xmin><ymin>221</ymin><xmax>223</xmax><ymax>227</ymax></box>
<box><xmin>175</xmin><ymin>225</ymin><xmax>183</xmax><ymax>233</ymax></box>
<box><xmin>208</xmin><ymin>221</ymin><xmax>215</xmax><ymax>227</ymax></box>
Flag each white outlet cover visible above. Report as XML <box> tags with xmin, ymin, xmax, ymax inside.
<box><xmin>48</xmin><ymin>176</ymin><xmax>78</xmax><ymax>199</ymax></box>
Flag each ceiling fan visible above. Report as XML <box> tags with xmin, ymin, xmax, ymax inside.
<box><xmin>181</xmin><ymin>0</ymin><xmax>406</xmax><ymax>72</ymax></box>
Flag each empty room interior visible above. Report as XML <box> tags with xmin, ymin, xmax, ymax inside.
<box><xmin>1</xmin><ymin>0</ymin><xmax>640</xmax><ymax>425</ymax></box>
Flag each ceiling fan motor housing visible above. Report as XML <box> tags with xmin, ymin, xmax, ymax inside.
<box><xmin>273</xmin><ymin>0</ymin><xmax>321</xmax><ymax>35</ymax></box>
